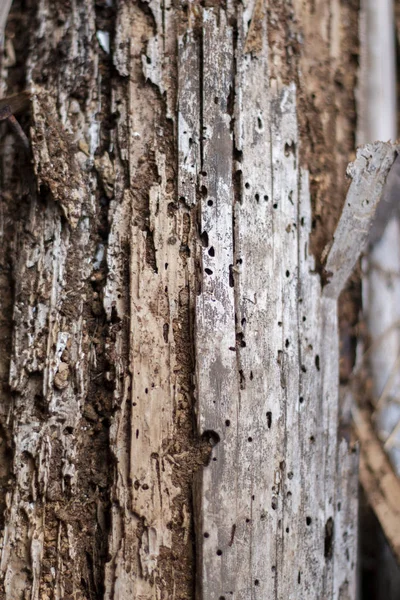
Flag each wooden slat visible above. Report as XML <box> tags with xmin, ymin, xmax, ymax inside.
<box><xmin>192</xmin><ymin>4</ymin><xmax>382</xmax><ymax>598</ymax></box>
<box><xmin>194</xmin><ymin>9</ymin><xmax>239</xmax><ymax>597</ymax></box>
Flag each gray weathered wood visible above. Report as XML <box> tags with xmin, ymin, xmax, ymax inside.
<box><xmin>324</xmin><ymin>142</ymin><xmax>398</xmax><ymax>299</ymax></box>
<box><xmin>193</xmin><ymin>7</ymin><xmax>394</xmax><ymax>599</ymax></box>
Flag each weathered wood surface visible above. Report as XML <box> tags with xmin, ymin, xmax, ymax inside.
<box><xmin>193</xmin><ymin>6</ymin><xmax>392</xmax><ymax>600</ymax></box>
<box><xmin>104</xmin><ymin>2</ymin><xmax>200</xmax><ymax>597</ymax></box>
<box><xmin>324</xmin><ymin>143</ymin><xmax>398</xmax><ymax>298</ymax></box>
<box><xmin>1</xmin><ymin>2</ymin><xmax>106</xmax><ymax>597</ymax></box>
<box><xmin>0</xmin><ymin>1</ymin><xmax>365</xmax><ymax>599</ymax></box>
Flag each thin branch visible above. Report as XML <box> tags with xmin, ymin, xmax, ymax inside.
<box><xmin>353</xmin><ymin>404</ymin><xmax>400</xmax><ymax>564</ymax></box>
<box><xmin>375</xmin><ymin>352</ymin><xmax>400</xmax><ymax>410</ymax></box>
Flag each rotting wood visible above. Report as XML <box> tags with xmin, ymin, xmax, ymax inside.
<box><xmin>194</xmin><ymin>5</ymin><xmax>396</xmax><ymax>597</ymax></box>
<box><xmin>0</xmin><ymin>2</ymin><xmax>113</xmax><ymax>598</ymax></box>
<box><xmin>30</xmin><ymin>89</ymin><xmax>91</xmax><ymax>227</ymax></box>
<box><xmin>324</xmin><ymin>143</ymin><xmax>399</xmax><ymax>299</ymax></box>
<box><xmin>104</xmin><ymin>2</ymin><xmax>206</xmax><ymax>598</ymax></box>
<box><xmin>0</xmin><ymin>0</ymin><xmax>367</xmax><ymax>599</ymax></box>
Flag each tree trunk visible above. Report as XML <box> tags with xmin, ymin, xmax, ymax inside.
<box><xmin>0</xmin><ymin>1</ymin><xmax>362</xmax><ymax>599</ymax></box>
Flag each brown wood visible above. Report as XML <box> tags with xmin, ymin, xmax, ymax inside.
<box><xmin>0</xmin><ymin>1</ymin><xmax>363</xmax><ymax>598</ymax></box>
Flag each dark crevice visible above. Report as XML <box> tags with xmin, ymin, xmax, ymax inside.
<box><xmin>324</xmin><ymin>517</ymin><xmax>334</xmax><ymax>559</ymax></box>
<box><xmin>145</xmin><ymin>228</ymin><xmax>158</xmax><ymax>273</ymax></box>
<box><xmin>228</xmin><ymin>13</ymin><xmax>245</xmax><ymax>423</ymax></box>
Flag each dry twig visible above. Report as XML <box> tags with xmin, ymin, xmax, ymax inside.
<box><xmin>353</xmin><ymin>405</ymin><xmax>400</xmax><ymax>563</ymax></box>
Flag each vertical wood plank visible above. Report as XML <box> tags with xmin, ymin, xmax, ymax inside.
<box><xmin>191</xmin><ymin>5</ymin><xmax>386</xmax><ymax>599</ymax></box>
<box><xmin>194</xmin><ymin>9</ymin><xmax>239</xmax><ymax>598</ymax></box>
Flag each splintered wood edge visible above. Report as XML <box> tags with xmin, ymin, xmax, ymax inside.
<box><xmin>353</xmin><ymin>405</ymin><xmax>400</xmax><ymax>563</ymax></box>
<box><xmin>323</xmin><ymin>141</ymin><xmax>398</xmax><ymax>299</ymax></box>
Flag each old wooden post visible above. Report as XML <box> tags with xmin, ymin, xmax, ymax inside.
<box><xmin>0</xmin><ymin>1</ymin><xmax>374</xmax><ymax>598</ymax></box>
